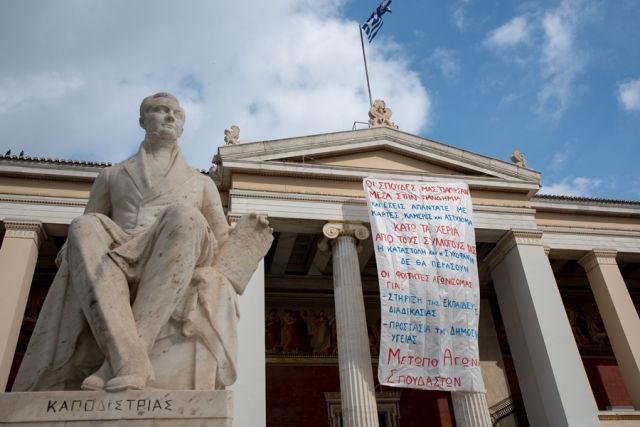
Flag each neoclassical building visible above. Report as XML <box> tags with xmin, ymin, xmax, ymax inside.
<box><xmin>1</xmin><ymin>124</ymin><xmax>639</xmax><ymax>426</ymax></box>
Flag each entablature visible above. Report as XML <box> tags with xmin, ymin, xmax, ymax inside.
<box><xmin>227</xmin><ymin>189</ymin><xmax>537</xmax><ymax>243</ymax></box>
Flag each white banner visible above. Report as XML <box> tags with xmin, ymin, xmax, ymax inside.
<box><xmin>364</xmin><ymin>178</ymin><xmax>484</xmax><ymax>392</ymax></box>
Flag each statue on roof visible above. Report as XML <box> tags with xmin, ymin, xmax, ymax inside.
<box><xmin>224</xmin><ymin>125</ymin><xmax>240</xmax><ymax>145</ymax></box>
<box><xmin>510</xmin><ymin>149</ymin><xmax>527</xmax><ymax>168</ymax></box>
<box><xmin>368</xmin><ymin>99</ymin><xmax>396</xmax><ymax>129</ymax></box>
<box><xmin>13</xmin><ymin>93</ymin><xmax>273</xmax><ymax>393</ymax></box>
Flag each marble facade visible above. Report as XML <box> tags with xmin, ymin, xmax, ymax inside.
<box><xmin>1</xmin><ymin>126</ymin><xmax>640</xmax><ymax>426</ymax></box>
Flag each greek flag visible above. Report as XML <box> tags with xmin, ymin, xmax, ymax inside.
<box><xmin>362</xmin><ymin>0</ymin><xmax>392</xmax><ymax>43</ymax></box>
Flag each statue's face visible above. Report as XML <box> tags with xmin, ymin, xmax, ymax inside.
<box><xmin>140</xmin><ymin>98</ymin><xmax>185</xmax><ymax>140</ymax></box>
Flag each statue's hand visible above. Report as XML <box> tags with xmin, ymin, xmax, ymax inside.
<box><xmin>256</xmin><ymin>214</ymin><xmax>273</xmax><ymax>234</ymax></box>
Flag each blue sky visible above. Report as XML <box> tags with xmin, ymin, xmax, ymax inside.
<box><xmin>1</xmin><ymin>0</ymin><xmax>639</xmax><ymax>200</ymax></box>
<box><xmin>350</xmin><ymin>0</ymin><xmax>640</xmax><ymax>199</ymax></box>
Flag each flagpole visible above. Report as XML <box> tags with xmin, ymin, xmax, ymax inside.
<box><xmin>359</xmin><ymin>25</ymin><xmax>374</xmax><ymax>108</ymax></box>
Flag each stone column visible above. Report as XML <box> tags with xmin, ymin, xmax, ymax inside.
<box><xmin>451</xmin><ymin>298</ymin><xmax>511</xmax><ymax>427</ymax></box>
<box><xmin>478</xmin><ymin>299</ymin><xmax>512</xmax><ymax>407</ymax></box>
<box><xmin>485</xmin><ymin>230</ymin><xmax>599</xmax><ymax>427</ymax></box>
<box><xmin>578</xmin><ymin>250</ymin><xmax>640</xmax><ymax>409</ymax></box>
<box><xmin>0</xmin><ymin>219</ymin><xmax>46</xmax><ymax>390</ymax></box>
<box><xmin>322</xmin><ymin>222</ymin><xmax>379</xmax><ymax>427</ymax></box>
<box><xmin>230</xmin><ymin>259</ymin><xmax>266</xmax><ymax>426</ymax></box>
<box><xmin>452</xmin><ymin>392</ymin><xmax>492</xmax><ymax>427</ymax></box>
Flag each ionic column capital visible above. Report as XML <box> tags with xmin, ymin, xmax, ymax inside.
<box><xmin>484</xmin><ymin>229</ymin><xmax>544</xmax><ymax>271</ymax></box>
<box><xmin>3</xmin><ymin>219</ymin><xmax>47</xmax><ymax>248</ymax></box>
<box><xmin>578</xmin><ymin>249</ymin><xmax>618</xmax><ymax>273</ymax></box>
<box><xmin>322</xmin><ymin>222</ymin><xmax>370</xmax><ymax>241</ymax></box>
<box><xmin>319</xmin><ymin>222</ymin><xmax>370</xmax><ymax>253</ymax></box>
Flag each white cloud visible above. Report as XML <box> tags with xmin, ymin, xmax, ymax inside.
<box><xmin>536</xmin><ymin>0</ymin><xmax>588</xmax><ymax>119</ymax></box>
<box><xmin>497</xmin><ymin>92</ymin><xmax>522</xmax><ymax>108</ymax></box>
<box><xmin>539</xmin><ymin>176</ymin><xmax>603</xmax><ymax>197</ymax></box>
<box><xmin>484</xmin><ymin>16</ymin><xmax>531</xmax><ymax>49</ymax></box>
<box><xmin>430</xmin><ymin>48</ymin><xmax>460</xmax><ymax>78</ymax></box>
<box><xmin>452</xmin><ymin>0</ymin><xmax>472</xmax><ymax>31</ymax></box>
<box><xmin>0</xmin><ymin>73</ymin><xmax>84</xmax><ymax>114</ymax></box>
<box><xmin>617</xmin><ymin>79</ymin><xmax>640</xmax><ymax>112</ymax></box>
<box><xmin>549</xmin><ymin>150</ymin><xmax>569</xmax><ymax>171</ymax></box>
<box><xmin>0</xmin><ymin>0</ymin><xmax>431</xmax><ymax>168</ymax></box>
<box><xmin>483</xmin><ymin>0</ymin><xmax>593</xmax><ymax>121</ymax></box>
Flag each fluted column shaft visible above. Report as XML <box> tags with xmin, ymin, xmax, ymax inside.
<box><xmin>579</xmin><ymin>250</ymin><xmax>640</xmax><ymax>409</ymax></box>
<box><xmin>0</xmin><ymin>219</ymin><xmax>46</xmax><ymax>390</ymax></box>
<box><xmin>324</xmin><ymin>222</ymin><xmax>379</xmax><ymax>427</ymax></box>
<box><xmin>452</xmin><ymin>392</ymin><xmax>492</xmax><ymax>427</ymax></box>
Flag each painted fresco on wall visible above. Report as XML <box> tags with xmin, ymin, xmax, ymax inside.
<box><xmin>265</xmin><ymin>306</ymin><xmax>381</xmax><ymax>357</ymax></box>
<box><xmin>490</xmin><ymin>294</ymin><xmax>623</xmax><ymax>356</ymax></box>
<box><xmin>564</xmin><ymin>302</ymin><xmax>610</xmax><ymax>350</ymax></box>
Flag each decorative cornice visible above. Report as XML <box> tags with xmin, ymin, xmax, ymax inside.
<box><xmin>230</xmin><ymin>189</ymin><xmax>536</xmax><ymax>215</ymax></box>
<box><xmin>2</xmin><ymin>219</ymin><xmax>47</xmax><ymax>248</ymax></box>
<box><xmin>0</xmin><ymin>164</ymin><xmax>100</xmax><ymax>183</ymax></box>
<box><xmin>230</xmin><ymin>189</ymin><xmax>366</xmax><ymax>205</ymax></box>
<box><xmin>510</xmin><ymin>229</ymin><xmax>545</xmax><ymax>245</ymax></box>
<box><xmin>578</xmin><ymin>249</ymin><xmax>618</xmax><ymax>273</ymax></box>
<box><xmin>533</xmin><ymin>194</ymin><xmax>640</xmax><ymax>209</ymax></box>
<box><xmin>216</xmin><ymin>127</ymin><xmax>541</xmax><ymax>183</ymax></box>
<box><xmin>0</xmin><ymin>194</ymin><xmax>87</xmax><ymax>208</ymax></box>
<box><xmin>539</xmin><ymin>225</ymin><xmax>640</xmax><ymax>237</ymax></box>
<box><xmin>221</xmin><ymin>160</ymin><xmax>540</xmax><ymax>193</ymax></box>
<box><xmin>484</xmin><ymin>229</ymin><xmax>544</xmax><ymax>270</ymax></box>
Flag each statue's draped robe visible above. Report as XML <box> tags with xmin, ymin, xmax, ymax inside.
<box><xmin>13</xmin><ymin>142</ymin><xmax>239</xmax><ymax>391</ymax></box>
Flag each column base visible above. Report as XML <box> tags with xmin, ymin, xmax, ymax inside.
<box><xmin>0</xmin><ymin>389</ymin><xmax>233</xmax><ymax>426</ymax></box>
<box><xmin>452</xmin><ymin>391</ymin><xmax>492</xmax><ymax>427</ymax></box>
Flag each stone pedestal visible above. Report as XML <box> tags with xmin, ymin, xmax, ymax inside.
<box><xmin>323</xmin><ymin>222</ymin><xmax>379</xmax><ymax>427</ymax></box>
<box><xmin>0</xmin><ymin>390</ymin><xmax>233</xmax><ymax>426</ymax></box>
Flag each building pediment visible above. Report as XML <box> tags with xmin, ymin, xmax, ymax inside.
<box><xmin>215</xmin><ymin>127</ymin><xmax>540</xmax><ymax>196</ymax></box>
<box><xmin>286</xmin><ymin>148</ymin><xmax>468</xmax><ymax>176</ymax></box>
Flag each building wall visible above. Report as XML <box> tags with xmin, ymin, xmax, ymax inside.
<box><xmin>266</xmin><ymin>365</ymin><xmax>456</xmax><ymax>427</ymax></box>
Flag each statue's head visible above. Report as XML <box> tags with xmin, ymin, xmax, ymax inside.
<box><xmin>139</xmin><ymin>92</ymin><xmax>185</xmax><ymax>140</ymax></box>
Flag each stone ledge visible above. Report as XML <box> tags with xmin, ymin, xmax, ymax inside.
<box><xmin>0</xmin><ymin>390</ymin><xmax>232</xmax><ymax>426</ymax></box>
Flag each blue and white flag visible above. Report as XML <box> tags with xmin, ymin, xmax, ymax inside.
<box><xmin>362</xmin><ymin>0</ymin><xmax>392</xmax><ymax>43</ymax></box>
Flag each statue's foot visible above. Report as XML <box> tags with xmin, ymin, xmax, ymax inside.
<box><xmin>81</xmin><ymin>362</ymin><xmax>111</xmax><ymax>391</ymax></box>
<box><xmin>81</xmin><ymin>374</ymin><xmax>105</xmax><ymax>391</ymax></box>
<box><xmin>104</xmin><ymin>374</ymin><xmax>147</xmax><ymax>392</ymax></box>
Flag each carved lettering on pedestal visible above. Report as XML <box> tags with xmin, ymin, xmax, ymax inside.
<box><xmin>45</xmin><ymin>398</ymin><xmax>173</xmax><ymax>414</ymax></box>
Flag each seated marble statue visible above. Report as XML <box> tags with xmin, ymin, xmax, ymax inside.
<box><xmin>12</xmin><ymin>92</ymin><xmax>272</xmax><ymax>392</ymax></box>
